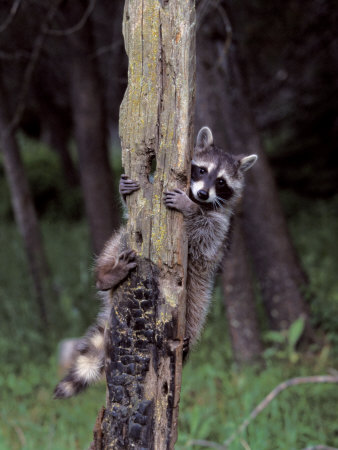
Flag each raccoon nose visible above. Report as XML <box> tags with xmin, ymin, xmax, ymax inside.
<box><xmin>197</xmin><ymin>190</ymin><xmax>209</xmax><ymax>200</ymax></box>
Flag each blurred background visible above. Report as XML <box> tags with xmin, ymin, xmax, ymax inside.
<box><xmin>0</xmin><ymin>0</ymin><xmax>337</xmax><ymax>449</ymax></box>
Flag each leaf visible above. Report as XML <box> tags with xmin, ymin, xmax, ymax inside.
<box><xmin>289</xmin><ymin>351</ymin><xmax>299</xmax><ymax>364</ymax></box>
<box><xmin>288</xmin><ymin>317</ymin><xmax>305</xmax><ymax>349</ymax></box>
<box><xmin>263</xmin><ymin>330</ymin><xmax>286</xmax><ymax>344</ymax></box>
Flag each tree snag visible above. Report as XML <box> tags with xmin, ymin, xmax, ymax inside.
<box><xmin>97</xmin><ymin>1</ymin><xmax>196</xmax><ymax>448</ymax></box>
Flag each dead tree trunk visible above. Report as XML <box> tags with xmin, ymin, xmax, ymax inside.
<box><xmin>94</xmin><ymin>1</ymin><xmax>196</xmax><ymax>449</ymax></box>
<box><xmin>0</xmin><ymin>80</ymin><xmax>51</xmax><ymax>325</ymax></box>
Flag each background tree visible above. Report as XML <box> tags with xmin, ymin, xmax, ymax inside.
<box><xmin>196</xmin><ymin>1</ymin><xmax>314</xmax><ymax>351</ymax></box>
<box><xmin>0</xmin><ymin>79</ymin><xmax>51</xmax><ymax>324</ymax></box>
<box><xmin>61</xmin><ymin>0</ymin><xmax>119</xmax><ymax>254</ymax></box>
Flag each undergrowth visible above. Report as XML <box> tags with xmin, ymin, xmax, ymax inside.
<box><xmin>0</xmin><ymin>136</ymin><xmax>337</xmax><ymax>449</ymax></box>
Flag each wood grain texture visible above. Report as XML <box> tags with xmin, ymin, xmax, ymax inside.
<box><xmin>100</xmin><ymin>1</ymin><xmax>195</xmax><ymax>448</ymax></box>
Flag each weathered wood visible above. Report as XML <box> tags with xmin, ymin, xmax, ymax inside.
<box><xmin>101</xmin><ymin>1</ymin><xmax>195</xmax><ymax>448</ymax></box>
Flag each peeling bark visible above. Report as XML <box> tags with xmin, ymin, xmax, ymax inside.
<box><xmin>99</xmin><ymin>1</ymin><xmax>196</xmax><ymax>448</ymax></box>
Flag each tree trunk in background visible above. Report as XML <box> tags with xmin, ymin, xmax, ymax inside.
<box><xmin>224</xmin><ymin>44</ymin><xmax>312</xmax><ymax>335</ymax></box>
<box><xmin>222</xmin><ymin>216</ymin><xmax>262</xmax><ymax>363</ymax></box>
<box><xmin>93</xmin><ymin>1</ymin><xmax>195</xmax><ymax>448</ymax></box>
<box><xmin>195</xmin><ymin>8</ymin><xmax>262</xmax><ymax>360</ymax></box>
<box><xmin>38</xmin><ymin>99</ymin><xmax>79</xmax><ymax>187</ymax></box>
<box><xmin>95</xmin><ymin>0</ymin><xmax>128</xmax><ymax>142</ymax></box>
<box><xmin>65</xmin><ymin>0</ymin><xmax>119</xmax><ymax>254</ymax></box>
<box><xmin>196</xmin><ymin>3</ymin><xmax>312</xmax><ymax>339</ymax></box>
<box><xmin>0</xmin><ymin>81</ymin><xmax>50</xmax><ymax>325</ymax></box>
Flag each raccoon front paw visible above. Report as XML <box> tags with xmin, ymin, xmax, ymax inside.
<box><xmin>164</xmin><ymin>189</ymin><xmax>196</xmax><ymax>214</ymax></box>
<box><xmin>96</xmin><ymin>249</ymin><xmax>137</xmax><ymax>291</ymax></box>
<box><xmin>119</xmin><ymin>175</ymin><xmax>140</xmax><ymax>197</ymax></box>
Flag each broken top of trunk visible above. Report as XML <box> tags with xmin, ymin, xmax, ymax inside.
<box><xmin>99</xmin><ymin>1</ymin><xmax>196</xmax><ymax>449</ymax></box>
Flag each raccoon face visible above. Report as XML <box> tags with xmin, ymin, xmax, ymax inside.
<box><xmin>190</xmin><ymin>127</ymin><xmax>257</xmax><ymax>208</ymax></box>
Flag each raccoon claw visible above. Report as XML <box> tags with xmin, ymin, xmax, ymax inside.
<box><xmin>96</xmin><ymin>248</ymin><xmax>137</xmax><ymax>291</ymax></box>
<box><xmin>119</xmin><ymin>249</ymin><xmax>137</xmax><ymax>271</ymax></box>
<box><xmin>119</xmin><ymin>175</ymin><xmax>140</xmax><ymax>197</ymax></box>
<box><xmin>164</xmin><ymin>189</ymin><xmax>195</xmax><ymax>214</ymax></box>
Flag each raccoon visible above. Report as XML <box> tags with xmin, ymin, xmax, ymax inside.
<box><xmin>54</xmin><ymin>127</ymin><xmax>257</xmax><ymax>399</ymax></box>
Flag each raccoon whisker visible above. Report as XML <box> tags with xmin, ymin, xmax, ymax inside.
<box><xmin>213</xmin><ymin>197</ymin><xmax>222</xmax><ymax>209</ymax></box>
<box><xmin>216</xmin><ymin>196</ymin><xmax>226</xmax><ymax>206</ymax></box>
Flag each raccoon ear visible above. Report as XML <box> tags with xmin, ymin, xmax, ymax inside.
<box><xmin>196</xmin><ymin>126</ymin><xmax>213</xmax><ymax>150</ymax></box>
<box><xmin>238</xmin><ymin>154</ymin><xmax>258</xmax><ymax>172</ymax></box>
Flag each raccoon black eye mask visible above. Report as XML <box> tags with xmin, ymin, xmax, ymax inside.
<box><xmin>54</xmin><ymin>126</ymin><xmax>257</xmax><ymax>399</ymax></box>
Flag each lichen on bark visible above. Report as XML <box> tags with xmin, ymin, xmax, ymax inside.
<box><xmin>99</xmin><ymin>1</ymin><xmax>196</xmax><ymax>449</ymax></box>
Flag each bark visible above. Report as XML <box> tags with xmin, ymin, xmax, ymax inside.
<box><xmin>196</xmin><ymin>4</ymin><xmax>312</xmax><ymax>336</ymax></box>
<box><xmin>0</xmin><ymin>79</ymin><xmax>50</xmax><ymax>325</ymax></box>
<box><xmin>222</xmin><ymin>216</ymin><xmax>262</xmax><ymax>363</ymax></box>
<box><xmin>195</xmin><ymin>8</ymin><xmax>262</xmax><ymax>359</ymax></box>
<box><xmin>96</xmin><ymin>1</ymin><xmax>196</xmax><ymax>448</ymax></box>
<box><xmin>65</xmin><ymin>0</ymin><xmax>119</xmax><ymax>254</ymax></box>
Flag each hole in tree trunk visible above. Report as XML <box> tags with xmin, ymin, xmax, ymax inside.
<box><xmin>136</xmin><ymin>231</ymin><xmax>143</xmax><ymax>245</ymax></box>
<box><xmin>148</xmin><ymin>155</ymin><xmax>157</xmax><ymax>184</ymax></box>
<box><xmin>162</xmin><ymin>381</ymin><xmax>168</xmax><ymax>395</ymax></box>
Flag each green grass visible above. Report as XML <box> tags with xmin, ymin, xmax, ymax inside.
<box><xmin>176</xmin><ymin>284</ymin><xmax>338</xmax><ymax>450</ymax></box>
<box><xmin>0</xmin><ymin>362</ymin><xmax>105</xmax><ymax>450</ymax></box>
<box><xmin>0</xmin><ymin>191</ymin><xmax>337</xmax><ymax>449</ymax></box>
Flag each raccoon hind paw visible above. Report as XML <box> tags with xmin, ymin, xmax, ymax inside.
<box><xmin>53</xmin><ymin>375</ymin><xmax>88</xmax><ymax>399</ymax></box>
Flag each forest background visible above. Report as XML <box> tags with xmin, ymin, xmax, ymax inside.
<box><xmin>0</xmin><ymin>0</ymin><xmax>337</xmax><ymax>449</ymax></box>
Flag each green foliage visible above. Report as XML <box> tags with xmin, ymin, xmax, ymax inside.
<box><xmin>263</xmin><ymin>317</ymin><xmax>305</xmax><ymax>363</ymax></box>
<box><xmin>0</xmin><ymin>221</ymin><xmax>96</xmax><ymax>369</ymax></box>
<box><xmin>0</xmin><ymin>134</ymin><xmax>83</xmax><ymax>222</ymax></box>
<box><xmin>283</xmin><ymin>193</ymin><xmax>338</xmax><ymax>353</ymax></box>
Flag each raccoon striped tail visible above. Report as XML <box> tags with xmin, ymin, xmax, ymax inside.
<box><xmin>53</xmin><ymin>324</ymin><xmax>105</xmax><ymax>399</ymax></box>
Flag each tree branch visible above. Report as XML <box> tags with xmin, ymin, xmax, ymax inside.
<box><xmin>90</xmin><ymin>40</ymin><xmax>121</xmax><ymax>59</ymax></box>
<box><xmin>0</xmin><ymin>0</ymin><xmax>23</xmax><ymax>33</ymax></box>
<box><xmin>4</xmin><ymin>0</ymin><xmax>63</xmax><ymax>137</ymax></box>
<box><xmin>224</xmin><ymin>375</ymin><xmax>338</xmax><ymax>448</ymax></box>
<box><xmin>47</xmin><ymin>0</ymin><xmax>96</xmax><ymax>36</ymax></box>
<box><xmin>188</xmin><ymin>375</ymin><xmax>338</xmax><ymax>449</ymax></box>
<box><xmin>302</xmin><ymin>447</ymin><xmax>338</xmax><ymax>450</ymax></box>
<box><xmin>0</xmin><ymin>49</ymin><xmax>31</xmax><ymax>60</ymax></box>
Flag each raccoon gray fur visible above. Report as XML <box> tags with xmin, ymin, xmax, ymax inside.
<box><xmin>54</xmin><ymin>126</ymin><xmax>257</xmax><ymax>399</ymax></box>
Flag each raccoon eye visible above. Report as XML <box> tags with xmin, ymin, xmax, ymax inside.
<box><xmin>217</xmin><ymin>178</ymin><xmax>225</xmax><ymax>186</ymax></box>
<box><xmin>199</xmin><ymin>167</ymin><xmax>206</xmax><ymax>175</ymax></box>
